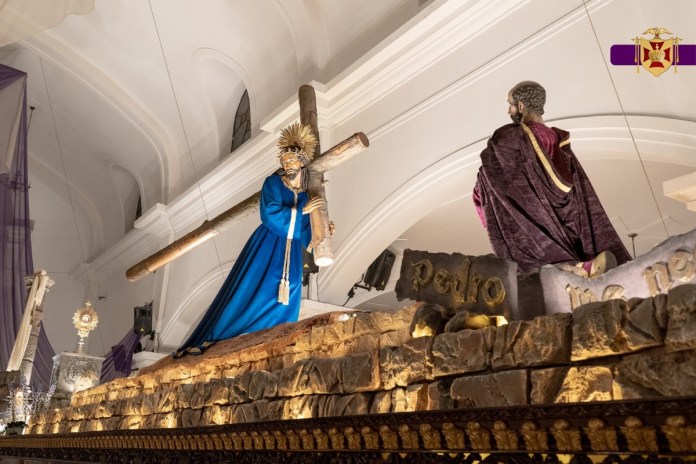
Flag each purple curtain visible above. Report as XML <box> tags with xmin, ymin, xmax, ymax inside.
<box><xmin>0</xmin><ymin>63</ymin><xmax>55</xmax><ymax>387</ymax></box>
<box><xmin>100</xmin><ymin>329</ymin><xmax>140</xmax><ymax>383</ymax></box>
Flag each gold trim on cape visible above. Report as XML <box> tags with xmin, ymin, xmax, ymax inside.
<box><xmin>520</xmin><ymin>123</ymin><xmax>572</xmax><ymax>193</ymax></box>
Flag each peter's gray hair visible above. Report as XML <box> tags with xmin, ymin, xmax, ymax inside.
<box><xmin>510</xmin><ymin>81</ymin><xmax>545</xmax><ymax>115</ymax></box>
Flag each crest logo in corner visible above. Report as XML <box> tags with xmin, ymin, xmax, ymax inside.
<box><xmin>634</xmin><ymin>27</ymin><xmax>680</xmax><ymax>76</ymax></box>
<box><xmin>611</xmin><ymin>27</ymin><xmax>695</xmax><ymax>77</ymax></box>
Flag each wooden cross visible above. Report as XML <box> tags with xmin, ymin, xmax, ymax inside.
<box><xmin>126</xmin><ymin>85</ymin><xmax>369</xmax><ymax>282</ymax></box>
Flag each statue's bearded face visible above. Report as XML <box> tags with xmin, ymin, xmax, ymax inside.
<box><xmin>280</xmin><ymin>152</ymin><xmax>302</xmax><ymax>180</ymax></box>
<box><xmin>507</xmin><ymin>93</ymin><xmax>523</xmax><ymax>124</ymax></box>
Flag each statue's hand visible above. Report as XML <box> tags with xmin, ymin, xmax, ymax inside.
<box><xmin>302</xmin><ymin>196</ymin><xmax>324</xmax><ymax>215</ymax></box>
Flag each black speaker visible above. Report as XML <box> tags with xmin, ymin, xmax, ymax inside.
<box><xmin>302</xmin><ymin>247</ymin><xmax>319</xmax><ymax>286</ymax></box>
<box><xmin>133</xmin><ymin>303</ymin><xmax>152</xmax><ymax>335</ymax></box>
<box><xmin>363</xmin><ymin>249</ymin><xmax>396</xmax><ymax>291</ymax></box>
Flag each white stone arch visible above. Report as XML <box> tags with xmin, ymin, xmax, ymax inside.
<box><xmin>319</xmin><ymin>142</ymin><xmax>485</xmax><ymax>304</ymax></box>
<box><xmin>25</xmin><ymin>32</ymin><xmax>170</xmax><ymax>208</ymax></box>
<box><xmin>191</xmin><ymin>47</ymin><xmax>256</xmax><ymax>160</ymax></box>
<box><xmin>107</xmin><ymin>162</ymin><xmax>142</xmax><ymax>233</ymax></box>
<box><xmin>318</xmin><ymin>114</ymin><xmax>696</xmax><ymax>305</ymax></box>
<box><xmin>28</xmin><ymin>152</ymin><xmax>103</xmax><ymax>256</ymax></box>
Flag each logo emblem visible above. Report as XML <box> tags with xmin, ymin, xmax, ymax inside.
<box><xmin>633</xmin><ymin>28</ymin><xmax>680</xmax><ymax>76</ymax></box>
<box><xmin>610</xmin><ymin>27</ymin><xmax>694</xmax><ymax>77</ymax></box>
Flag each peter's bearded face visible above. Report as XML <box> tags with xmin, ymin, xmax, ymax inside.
<box><xmin>507</xmin><ymin>95</ymin><xmax>522</xmax><ymax>124</ymax></box>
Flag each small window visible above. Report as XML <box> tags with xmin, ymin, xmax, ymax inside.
<box><xmin>231</xmin><ymin>90</ymin><xmax>251</xmax><ymax>152</ymax></box>
<box><xmin>135</xmin><ymin>196</ymin><xmax>142</xmax><ymax>221</ymax></box>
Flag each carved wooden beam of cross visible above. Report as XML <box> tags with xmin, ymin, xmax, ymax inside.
<box><xmin>126</xmin><ymin>85</ymin><xmax>369</xmax><ymax>282</ymax></box>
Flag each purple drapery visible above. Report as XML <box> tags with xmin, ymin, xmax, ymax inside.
<box><xmin>99</xmin><ymin>329</ymin><xmax>140</xmax><ymax>383</ymax></box>
<box><xmin>0</xmin><ymin>63</ymin><xmax>56</xmax><ymax>387</ymax></box>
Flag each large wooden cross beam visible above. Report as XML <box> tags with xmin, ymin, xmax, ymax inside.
<box><xmin>126</xmin><ymin>85</ymin><xmax>369</xmax><ymax>282</ymax></box>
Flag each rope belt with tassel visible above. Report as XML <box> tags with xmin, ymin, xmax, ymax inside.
<box><xmin>278</xmin><ymin>191</ymin><xmax>298</xmax><ymax>305</ymax></box>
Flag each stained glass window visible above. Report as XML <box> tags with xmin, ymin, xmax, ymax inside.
<box><xmin>231</xmin><ymin>90</ymin><xmax>251</xmax><ymax>152</ymax></box>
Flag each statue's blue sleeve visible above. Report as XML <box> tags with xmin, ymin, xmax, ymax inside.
<box><xmin>260</xmin><ymin>175</ymin><xmax>308</xmax><ymax>240</ymax></box>
<box><xmin>301</xmin><ymin>213</ymin><xmax>311</xmax><ymax>249</ymax></box>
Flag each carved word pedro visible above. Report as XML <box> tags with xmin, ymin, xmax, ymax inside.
<box><xmin>409</xmin><ymin>257</ymin><xmax>505</xmax><ymax>308</ymax></box>
<box><xmin>566</xmin><ymin>247</ymin><xmax>695</xmax><ymax>309</ymax></box>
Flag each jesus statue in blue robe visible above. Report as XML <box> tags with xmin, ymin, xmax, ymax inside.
<box><xmin>174</xmin><ymin>123</ymin><xmax>323</xmax><ymax>357</ymax></box>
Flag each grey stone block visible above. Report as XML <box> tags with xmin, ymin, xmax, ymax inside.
<box><xmin>432</xmin><ymin>327</ymin><xmax>494</xmax><ymax>377</ymax></box>
<box><xmin>380</xmin><ymin>336</ymin><xmax>433</xmax><ymax>389</ymax></box>
<box><xmin>530</xmin><ymin>367</ymin><xmax>569</xmax><ymax>405</ymax></box>
<box><xmin>666</xmin><ymin>284</ymin><xmax>696</xmax><ymax>352</ymax></box>
<box><xmin>554</xmin><ymin>366</ymin><xmax>613</xmax><ymax>403</ymax></box>
<box><xmin>493</xmin><ymin>313</ymin><xmax>570</xmax><ymax>370</ymax></box>
<box><xmin>450</xmin><ymin>370</ymin><xmax>528</xmax><ymax>407</ymax></box>
<box><xmin>614</xmin><ymin>348</ymin><xmax>696</xmax><ymax>398</ymax></box>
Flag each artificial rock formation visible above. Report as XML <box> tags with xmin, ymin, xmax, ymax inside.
<box><xmin>25</xmin><ymin>284</ymin><xmax>696</xmax><ymax>435</ymax></box>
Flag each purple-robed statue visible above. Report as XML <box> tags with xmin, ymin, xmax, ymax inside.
<box><xmin>473</xmin><ymin>81</ymin><xmax>631</xmax><ymax>276</ymax></box>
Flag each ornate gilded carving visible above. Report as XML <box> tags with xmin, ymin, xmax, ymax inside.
<box><xmin>492</xmin><ymin>421</ymin><xmax>518</xmax><ymax>451</ymax></box>
<box><xmin>551</xmin><ymin>420</ymin><xmax>581</xmax><ymax>452</ymax></box>
<box><xmin>211</xmin><ymin>433</ymin><xmax>223</xmax><ymax>450</ymax></box>
<box><xmin>585</xmin><ymin>418</ymin><xmax>618</xmax><ymax>452</ymax></box>
<box><xmin>379</xmin><ymin>425</ymin><xmax>399</xmax><ymax>450</ymax></box>
<box><xmin>442</xmin><ymin>422</ymin><xmax>466</xmax><ymax>450</ymax></box>
<box><xmin>221</xmin><ymin>433</ymin><xmax>233</xmax><ymax>450</ymax></box>
<box><xmin>662</xmin><ymin>416</ymin><xmax>696</xmax><ymax>452</ymax></box>
<box><xmin>239</xmin><ymin>431</ymin><xmax>253</xmax><ymax>450</ymax></box>
<box><xmin>398</xmin><ymin>424</ymin><xmax>420</xmax><ymax>450</ymax></box>
<box><xmin>286</xmin><ymin>429</ymin><xmax>301</xmax><ymax>450</ymax></box>
<box><xmin>251</xmin><ymin>431</ymin><xmax>264</xmax><ymax>450</ymax></box>
<box><xmin>299</xmin><ymin>429</ymin><xmax>315</xmax><ymax>450</ymax></box>
<box><xmin>345</xmin><ymin>426</ymin><xmax>362</xmax><ymax>450</ymax></box>
<box><xmin>230</xmin><ymin>431</ymin><xmax>243</xmax><ymax>450</ymax></box>
<box><xmin>261</xmin><ymin>430</ymin><xmax>275</xmax><ymax>450</ymax></box>
<box><xmin>621</xmin><ymin>416</ymin><xmax>658</xmax><ymax>452</ymax></box>
<box><xmin>520</xmin><ymin>421</ymin><xmax>548</xmax><ymax>452</ymax></box>
<box><xmin>465</xmin><ymin>422</ymin><xmax>491</xmax><ymax>450</ymax></box>
<box><xmin>312</xmin><ymin>428</ymin><xmax>329</xmax><ymax>450</ymax></box>
<box><xmin>361</xmin><ymin>426</ymin><xmax>379</xmax><ymax>450</ymax></box>
<box><xmin>419</xmin><ymin>423</ymin><xmax>442</xmax><ymax>450</ymax></box>
<box><xmin>272</xmin><ymin>430</ymin><xmax>287</xmax><ymax>450</ymax></box>
<box><xmin>328</xmin><ymin>427</ymin><xmax>345</xmax><ymax>450</ymax></box>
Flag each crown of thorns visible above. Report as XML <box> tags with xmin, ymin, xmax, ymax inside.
<box><xmin>277</xmin><ymin>122</ymin><xmax>317</xmax><ymax>165</ymax></box>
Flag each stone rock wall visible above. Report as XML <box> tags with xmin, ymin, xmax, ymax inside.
<box><xmin>26</xmin><ymin>285</ymin><xmax>696</xmax><ymax>435</ymax></box>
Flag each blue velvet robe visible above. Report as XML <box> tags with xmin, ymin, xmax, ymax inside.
<box><xmin>175</xmin><ymin>174</ymin><xmax>311</xmax><ymax>357</ymax></box>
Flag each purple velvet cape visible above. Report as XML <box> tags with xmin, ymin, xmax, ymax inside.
<box><xmin>475</xmin><ymin>123</ymin><xmax>631</xmax><ymax>273</ymax></box>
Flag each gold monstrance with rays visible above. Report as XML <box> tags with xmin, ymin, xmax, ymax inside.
<box><xmin>73</xmin><ymin>302</ymin><xmax>99</xmax><ymax>354</ymax></box>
